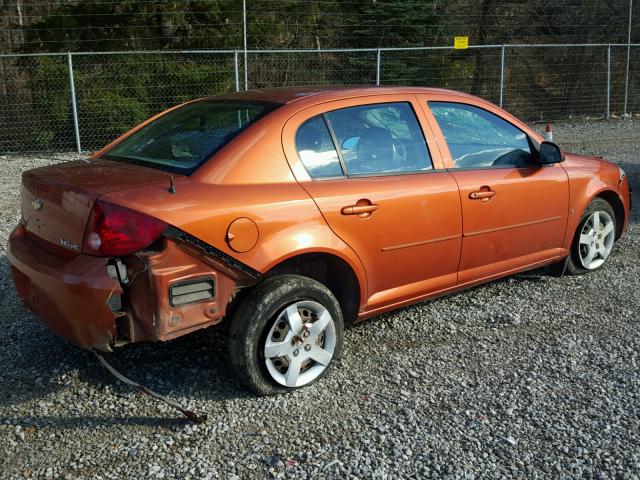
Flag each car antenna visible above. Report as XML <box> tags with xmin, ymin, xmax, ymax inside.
<box><xmin>168</xmin><ymin>175</ymin><xmax>176</xmax><ymax>194</ymax></box>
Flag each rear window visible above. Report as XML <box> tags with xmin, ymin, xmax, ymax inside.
<box><xmin>102</xmin><ymin>100</ymin><xmax>281</xmax><ymax>174</ymax></box>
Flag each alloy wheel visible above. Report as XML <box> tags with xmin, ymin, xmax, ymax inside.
<box><xmin>263</xmin><ymin>300</ymin><xmax>336</xmax><ymax>388</ymax></box>
<box><xmin>578</xmin><ymin>210</ymin><xmax>615</xmax><ymax>270</ymax></box>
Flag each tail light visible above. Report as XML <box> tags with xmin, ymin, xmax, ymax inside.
<box><xmin>83</xmin><ymin>200</ymin><xmax>168</xmax><ymax>256</ymax></box>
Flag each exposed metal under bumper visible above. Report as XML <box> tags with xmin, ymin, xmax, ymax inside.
<box><xmin>94</xmin><ymin>351</ymin><xmax>207</xmax><ymax>424</ymax></box>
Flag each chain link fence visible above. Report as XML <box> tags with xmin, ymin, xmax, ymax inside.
<box><xmin>71</xmin><ymin>51</ymin><xmax>237</xmax><ymax>149</ymax></box>
<box><xmin>246</xmin><ymin>49</ymin><xmax>378</xmax><ymax>89</ymax></box>
<box><xmin>0</xmin><ymin>44</ymin><xmax>638</xmax><ymax>154</ymax></box>
<box><xmin>379</xmin><ymin>46</ymin><xmax>504</xmax><ymax>106</ymax></box>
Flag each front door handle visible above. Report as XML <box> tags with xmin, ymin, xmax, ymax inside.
<box><xmin>469</xmin><ymin>189</ymin><xmax>496</xmax><ymax>200</ymax></box>
<box><xmin>341</xmin><ymin>200</ymin><xmax>379</xmax><ymax>217</ymax></box>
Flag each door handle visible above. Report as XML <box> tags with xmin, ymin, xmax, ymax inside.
<box><xmin>341</xmin><ymin>202</ymin><xmax>379</xmax><ymax>217</ymax></box>
<box><xmin>469</xmin><ymin>189</ymin><xmax>496</xmax><ymax>200</ymax></box>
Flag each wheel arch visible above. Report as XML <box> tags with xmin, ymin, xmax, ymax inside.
<box><xmin>595</xmin><ymin>189</ymin><xmax>625</xmax><ymax>238</ymax></box>
<box><xmin>265</xmin><ymin>252</ymin><xmax>363</xmax><ymax>324</ymax></box>
<box><xmin>564</xmin><ymin>182</ymin><xmax>627</xmax><ymax>251</ymax></box>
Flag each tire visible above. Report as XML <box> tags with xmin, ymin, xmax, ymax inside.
<box><xmin>547</xmin><ymin>198</ymin><xmax>617</xmax><ymax>276</ymax></box>
<box><xmin>227</xmin><ymin>274</ymin><xmax>344</xmax><ymax>396</ymax></box>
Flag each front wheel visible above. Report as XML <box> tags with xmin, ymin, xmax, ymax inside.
<box><xmin>548</xmin><ymin>198</ymin><xmax>617</xmax><ymax>276</ymax></box>
<box><xmin>227</xmin><ymin>275</ymin><xmax>344</xmax><ymax>396</ymax></box>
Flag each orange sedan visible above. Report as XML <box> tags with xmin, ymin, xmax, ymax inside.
<box><xmin>8</xmin><ymin>87</ymin><xmax>631</xmax><ymax>395</ymax></box>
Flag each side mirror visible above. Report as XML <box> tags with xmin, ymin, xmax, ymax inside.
<box><xmin>539</xmin><ymin>141</ymin><xmax>564</xmax><ymax>165</ymax></box>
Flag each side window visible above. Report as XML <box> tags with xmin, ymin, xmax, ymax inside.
<box><xmin>325</xmin><ymin>102</ymin><xmax>432</xmax><ymax>175</ymax></box>
<box><xmin>429</xmin><ymin>102</ymin><xmax>536</xmax><ymax>169</ymax></box>
<box><xmin>295</xmin><ymin>116</ymin><xmax>344</xmax><ymax>178</ymax></box>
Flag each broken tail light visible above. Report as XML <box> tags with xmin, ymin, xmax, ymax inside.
<box><xmin>83</xmin><ymin>200</ymin><xmax>168</xmax><ymax>256</ymax></box>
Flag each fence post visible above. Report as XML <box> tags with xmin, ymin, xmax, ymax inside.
<box><xmin>606</xmin><ymin>45</ymin><xmax>611</xmax><ymax>118</ymax></box>
<box><xmin>242</xmin><ymin>0</ymin><xmax>248</xmax><ymax>90</ymax></box>
<box><xmin>499</xmin><ymin>45</ymin><xmax>506</xmax><ymax>108</ymax></box>
<box><xmin>234</xmin><ymin>50</ymin><xmax>240</xmax><ymax>92</ymax></box>
<box><xmin>67</xmin><ymin>52</ymin><xmax>81</xmax><ymax>154</ymax></box>
<box><xmin>623</xmin><ymin>0</ymin><xmax>633</xmax><ymax>116</ymax></box>
<box><xmin>376</xmin><ymin>48</ymin><xmax>381</xmax><ymax>85</ymax></box>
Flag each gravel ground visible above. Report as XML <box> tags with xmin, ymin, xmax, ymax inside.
<box><xmin>0</xmin><ymin>119</ymin><xmax>639</xmax><ymax>479</ymax></box>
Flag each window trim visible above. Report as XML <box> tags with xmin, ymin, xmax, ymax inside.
<box><xmin>290</xmin><ymin>168</ymin><xmax>450</xmax><ymax>183</ymax></box>
<box><xmin>345</xmin><ymin>167</ymin><xmax>448</xmax><ymax>179</ymax></box>
<box><xmin>295</xmin><ymin>101</ymin><xmax>435</xmax><ymax>180</ymax></box>
<box><xmin>446</xmin><ymin>164</ymin><xmax>546</xmax><ymax>173</ymax></box>
<box><xmin>427</xmin><ymin>100</ymin><xmax>541</xmax><ymax>171</ymax></box>
<box><xmin>322</xmin><ymin>113</ymin><xmax>348</xmax><ymax>177</ymax></box>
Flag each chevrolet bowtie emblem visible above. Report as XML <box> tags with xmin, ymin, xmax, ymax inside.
<box><xmin>32</xmin><ymin>197</ymin><xmax>43</xmax><ymax>211</ymax></box>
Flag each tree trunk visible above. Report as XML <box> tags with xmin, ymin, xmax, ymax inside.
<box><xmin>471</xmin><ymin>0</ymin><xmax>494</xmax><ymax>96</ymax></box>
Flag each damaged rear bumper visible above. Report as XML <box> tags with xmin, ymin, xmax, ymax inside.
<box><xmin>8</xmin><ymin>224</ymin><xmax>121</xmax><ymax>351</ymax></box>
<box><xmin>8</xmin><ymin>224</ymin><xmax>260</xmax><ymax>352</ymax></box>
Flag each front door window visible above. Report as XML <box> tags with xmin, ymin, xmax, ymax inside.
<box><xmin>429</xmin><ymin>101</ymin><xmax>537</xmax><ymax>169</ymax></box>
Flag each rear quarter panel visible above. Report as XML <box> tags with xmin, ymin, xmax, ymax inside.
<box><xmin>101</xmin><ymin>179</ymin><xmax>369</xmax><ymax>311</ymax></box>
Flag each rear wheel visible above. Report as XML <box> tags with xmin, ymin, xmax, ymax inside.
<box><xmin>547</xmin><ymin>198</ymin><xmax>617</xmax><ymax>276</ymax></box>
<box><xmin>227</xmin><ymin>275</ymin><xmax>343</xmax><ymax>396</ymax></box>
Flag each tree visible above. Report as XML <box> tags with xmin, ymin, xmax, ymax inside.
<box><xmin>19</xmin><ymin>0</ymin><xmax>240</xmax><ymax>53</ymax></box>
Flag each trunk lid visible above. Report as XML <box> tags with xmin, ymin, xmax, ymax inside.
<box><xmin>21</xmin><ymin>159</ymin><xmax>178</xmax><ymax>253</ymax></box>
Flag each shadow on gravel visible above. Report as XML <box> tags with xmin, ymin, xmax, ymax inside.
<box><xmin>5</xmin><ymin>415</ymin><xmax>190</xmax><ymax>429</ymax></box>
<box><xmin>620</xmin><ymin>159</ymin><xmax>640</xmax><ymax>223</ymax></box>
<box><xmin>0</xmin><ymin>255</ymin><xmax>250</xmax><ymax>423</ymax></box>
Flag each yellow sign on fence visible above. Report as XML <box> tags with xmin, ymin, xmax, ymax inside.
<box><xmin>454</xmin><ymin>36</ymin><xmax>469</xmax><ymax>49</ymax></box>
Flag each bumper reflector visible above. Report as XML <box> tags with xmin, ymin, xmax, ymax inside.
<box><xmin>169</xmin><ymin>278</ymin><xmax>215</xmax><ymax>307</ymax></box>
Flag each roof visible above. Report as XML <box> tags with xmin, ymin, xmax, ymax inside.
<box><xmin>210</xmin><ymin>85</ymin><xmax>476</xmax><ymax>105</ymax></box>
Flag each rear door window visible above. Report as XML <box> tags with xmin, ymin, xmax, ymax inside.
<box><xmin>326</xmin><ymin>102</ymin><xmax>432</xmax><ymax>176</ymax></box>
<box><xmin>429</xmin><ymin>101</ymin><xmax>536</xmax><ymax>168</ymax></box>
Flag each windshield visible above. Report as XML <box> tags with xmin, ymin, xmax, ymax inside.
<box><xmin>102</xmin><ymin>100</ymin><xmax>281</xmax><ymax>174</ymax></box>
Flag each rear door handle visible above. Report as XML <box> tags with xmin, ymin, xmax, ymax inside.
<box><xmin>341</xmin><ymin>201</ymin><xmax>379</xmax><ymax>217</ymax></box>
<box><xmin>469</xmin><ymin>190</ymin><xmax>496</xmax><ymax>200</ymax></box>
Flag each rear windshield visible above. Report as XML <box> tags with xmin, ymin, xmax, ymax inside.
<box><xmin>102</xmin><ymin>100</ymin><xmax>281</xmax><ymax>174</ymax></box>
